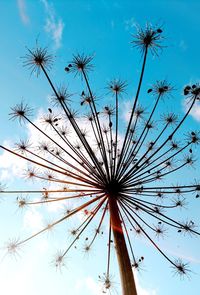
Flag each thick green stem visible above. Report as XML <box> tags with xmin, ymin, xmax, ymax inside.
<box><xmin>109</xmin><ymin>196</ymin><xmax>137</xmax><ymax>295</ymax></box>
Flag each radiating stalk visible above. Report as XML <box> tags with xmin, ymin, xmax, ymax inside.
<box><xmin>116</xmin><ymin>46</ymin><xmax>148</xmax><ymax>178</ymax></box>
<box><xmin>109</xmin><ymin>196</ymin><xmax>137</xmax><ymax>295</ymax></box>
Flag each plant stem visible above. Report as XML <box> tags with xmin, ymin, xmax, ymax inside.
<box><xmin>109</xmin><ymin>196</ymin><xmax>137</xmax><ymax>295</ymax></box>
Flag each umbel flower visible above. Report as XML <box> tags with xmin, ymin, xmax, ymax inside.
<box><xmin>1</xmin><ymin>24</ymin><xmax>200</xmax><ymax>295</ymax></box>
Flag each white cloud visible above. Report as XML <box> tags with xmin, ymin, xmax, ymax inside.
<box><xmin>41</xmin><ymin>0</ymin><xmax>64</xmax><ymax>49</ymax></box>
<box><xmin>0</xmin><ymin>243</ymin><xmax>50</xmax><ymax>295</ymax></box>
<box><xmin>183</xmin><ymin>98</ymin><xmax>200</xmax><ymax>122</ymax></box>
<box><xmin>121</xmin><ymin>99</ymin><xmax>132</xmax><ymax>122</ymax></box>
<box><xmin>75</xmin><ymin>276</ymin><xmax>104</xmax><ymax>295</ymax></box>
<box><xmin>124</xmin><ymin>17</ymin><xmax>137</xmax><ymax>31</ymax></box>
<box><xmin>85</xmin><ymin>277</ymin><xmax>103</xmax><ymax>295</ymax></box>
<box><xmin>23</xmin><ymin>208</ymin><xmax>44</xmax><ymax>232</ymax></box>
<box><xmin>35</xmin><ymin>237</ymin><xmax>49</xmax><ymax>253</ymax></box>
<box><xmin>0</xmin><ymin>261</ymin><xmax>35</xmax><ymax>295</ymax></box>
<box><xmin>75</xmin><ymin>274</ymin><xmax>158</xmax><ymax>295</ymax></box>
<box><xmin>189</xmin><ymin>102</ymin><xmax>200</xmax><ymax>121</ymax></box>
<box><xmin>17</xmin><ymin>0</ymin><xmax>30</xmax><ymax>25</ymax></box>
<box><xmin>46</xmin><ymin>196</ymin><xmax>66</xmax><ymax>212</ymax></box>
<box><xmin>135</xmin><ymin>272</ymin><xmax>158</xmax><ymax>295</ymax></box>
<box><xmin>0</xmin><ymin>141</ymin><xmax>27</xmax><ymax>182</ymax></box>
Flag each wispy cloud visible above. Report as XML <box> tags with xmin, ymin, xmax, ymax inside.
<box><xmin>41</xmin><ymin>0</ymin><xmax>64</xmax><ymax>49</ymax></box>
<box><xmin>124</xmin><ymin>17</ymin><xmax>137</xmax><ymax>31</ymax></box>
<box><xmin>111</xmin><ymin>20</ymin><xmax>115</xmax><ymax>29</ymax></box>
<box><xmin>179</xmin><ymin>40</ymin><xmax>187</xmax><ymax>51</ymax></box>
<box><xmin>17</xmin><ymin>0</ymin><xmax>30</xmax><ymax>25</ymax></box>
<box><xmin>160</xmin><ymin>242</ymin><xmax>200</xmax><ymax>265</ymax></box>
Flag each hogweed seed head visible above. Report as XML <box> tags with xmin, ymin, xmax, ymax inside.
<box><xmin>23</xmin><ymin>46</ymin><xmax>54</xmax><ymax>76</ymax></box>
<box><xmin>132</xmin><ymin>23</ymin><xmax>164</xmax><ymax>55</ymax></box>
<box><xmin>1</xmin><ymin>23</ymin><xmax>200</xmax><ymax>294</ymax></box>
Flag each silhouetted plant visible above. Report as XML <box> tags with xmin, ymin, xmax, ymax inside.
<box><xmin>1</xmin><ymin>23</ymin><xmax>200</xmax><ymax>295</ymax></box>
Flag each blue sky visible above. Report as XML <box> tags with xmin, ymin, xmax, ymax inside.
<box><xmin>0</xmin><ymin>1</ymin><xmax>200</xmax><ymax>295</ymax></box>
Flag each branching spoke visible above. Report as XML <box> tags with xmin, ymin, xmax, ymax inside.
<box><xmin>16</xmin><ymin>194</ymin><xmax>105</xmax><ymax>246</ymax></box>
<box><xmin>60</xmin><ymin>195</ymin><xmax>107</xmax><ymax>258</ymax></box>
<box><xmin>119</xmin><ymin>200</ymin><xmax>176</xmax><ymax>266</ymax></box>
<box><xmin>116</xmin><ymin>46</ymin><xmax>148</xmax><ymax>177</ymax></box>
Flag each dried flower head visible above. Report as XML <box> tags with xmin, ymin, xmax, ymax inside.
<box><xmin>15</xmin><ymin>139</ymin><xmax>32</xmax><ymax>154</ymax></box>
<box><xmin>9</xmin><ymin>102</ymin><xmax>33</xmax><ymax>124</ymax></box>
<box><xmin>65</xmin><ymin>53</ymin><xmax>93</xmax><ymax>76</ymax></box>
<box><xmin>184</xmin><ymin>83</ymin><xmax>200</xmax><ymax>100</ymax></box>
<box><xmin>172</xmin><ymin>259</ymin><xmax>191</xmax><ymax>278</ymax></box>
<box><xmin>5</xmin><ymin>238</ymin><xmax>21</xmax><ymax>258</ymax></box>
<box><xmin>132</xmin><ymin>23</ymin><xmax>164</xmax><ymax>55</ymax></box>
<box><xmin>16</xmin><ymin>196</ymin><xmax>29</xmax><ymax>209</ymax></box>
<box><xmin>52</xmin><ymin>251</ymin><xmax>66</xmax><ymax>271</ymax></box>
<box><xmin>161</xmin><ymin>112</ymin><xmax>178</xmax><ymax>126</ymax></box>
<box><xmin>151</xmin><ymin>80</ymin><xmax>174</xmax><ymax>97</ymax></box>
<box><xmin>23</xmin><ymin>46</ymin><xmax>53</xmax><ymax>76</ymax></box>
<box><xmin>51</xmin><ymin>85</ymin><xmax>72</xmax><ymax>106</ymax></box>
<box><xmin>108</xmin><ymin>79</ymin><xmax>127</xmax><ymax>95</ymax></box>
